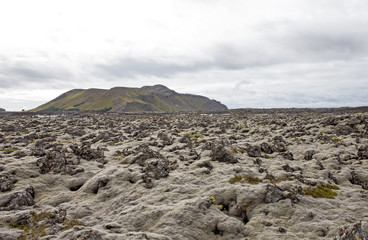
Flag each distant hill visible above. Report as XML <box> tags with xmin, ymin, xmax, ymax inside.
<box><xmin>31</xmin><ymin>85</ymin><xmax>227</xmax><ymax>112</ymax></box>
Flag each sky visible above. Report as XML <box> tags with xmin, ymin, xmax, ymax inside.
<box><xmin>0</xmin><ymin>0</ymin><xmax>367</xmax><ymax>111</ymax></box>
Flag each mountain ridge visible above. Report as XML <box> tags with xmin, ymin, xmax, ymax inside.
<box><xmin>31</xmin><ymin>85</ymin><xmax>227</xmax><ymax>112</ymax></box>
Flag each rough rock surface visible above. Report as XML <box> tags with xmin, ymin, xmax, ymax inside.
<box><xmin>0</xmin><ymin>109</ymin><xmax>368</xmax><ymax>239</ymax></box>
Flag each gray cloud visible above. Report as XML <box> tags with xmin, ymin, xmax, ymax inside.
<box><xmin>0</xmin><ymin>59</ymin><xmax>73</xmax><ymax>88</ymax></box>
<box><xmin>1</xmin><ymin>0</ymin><xmax>368</xmax><ymax>111</ymax></box>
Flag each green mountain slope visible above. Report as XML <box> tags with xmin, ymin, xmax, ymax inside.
<box><xmin>31</xmin><ymin>85</ymin><xmax>227</xmax><ymax>112</ymax></box>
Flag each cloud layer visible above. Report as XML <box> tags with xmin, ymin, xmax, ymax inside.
<box><xmin>0</xmin><ymin>0</ymin><xmax>367</xmax><ymax>110</ymax></box>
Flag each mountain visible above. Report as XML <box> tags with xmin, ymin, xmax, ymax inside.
<box><xmin>31</xmin><ymin>85</ymin><xmax>228</xmax><ymax>112</ymax></box>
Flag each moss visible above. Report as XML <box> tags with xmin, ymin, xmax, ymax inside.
<box><xmin>62</xmin><ymin>218</ymin><xmax>85</xmax><ymax>230</ymax></box>
<box><xmin>10</xmin><ymin>211</ymin><xmax>85</xmax><ymax>239</ymax></box>
<box><xmin>169</xmin><ymin>164</ymin><xmax>178</xmax><ymax>170</ymax></box>
<box><xmin>303</xmin><ymin>184</ymin><xmax>339</xmax><ymax>199</ymax></box>
<box><xmin>332</xmin><ymin>137</ymin><xmax>341</xmax><ymax>143</ymax></box>
<box><xmin>184</xmin><ymin>132</ymin><xmax>201</xmax><ymax>139</ymax></box>
<box><xmin>1</xmin><ymin>148</ymin><xmax>20</xmax><ymax>154</ymax></box>
<box><xmin>231</xmin><ymin>147</ymin><xmax>238</xmax><ymax>154</ymax></box>
<box><xmin>265</xmin><ymin>176</ymin><xmax>293</xmax><ymax>183</ymax></box>
<box><xmin>264</xmin><ymin>154</ymin><xmax>273</xmax><ymax>159</ymax></box>
<box><xmin>326</xmin><ymin>184</ymin><xmax>340</xmax><ymax>190</ymax></box>
<box><xmin>229</xmin><ymin>175</ymin><xmax>243</xmax><ymax>184</ymax></box>
<box><xmin>108</xmin><ymin>139</ymin><xmax>122</xmax><ymax>146</ymax></box>
<box><xmin>229</xmin><ymin>175</ymin><xmax>262</xmax><ymax>184</ymax></box>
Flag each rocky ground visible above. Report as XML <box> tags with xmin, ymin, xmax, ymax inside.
<box><xmin>0</xmin><ymin>110</ymin><xmax>368</xmax><ymax>240</ymax></box>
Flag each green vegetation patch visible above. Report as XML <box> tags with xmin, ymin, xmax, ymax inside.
<box><xmin>303</xmin><ymin>184</ymin><xmax>339</xmax><ymax>199</ymax></box>
<box><xmin>265</xmin><ymin>175</ymin><xmax>293</xmax><ymax>184</ymax></box>
<box><xmin>184</xmin><ymin>132</ymin><xmax>202</xmax><ymax>139</ymax></box>
<box><xmin>231</xmin><ymin>147</ymin><xmax>238</xmax><ymax>154</ymax></box>
<box><xmin>229</xmin><ymin>175</ymin><xmax>262</xmax><ymax>184</ymax></box>
<box><xmin>1</xmin><ymin>148</ymin><xmax>20</xmax><ymax>154</ymax></box>
<box><xmin>10</xmin><ymin>211</ymin><xmax>85</xmax><ymax>240</ymax></box>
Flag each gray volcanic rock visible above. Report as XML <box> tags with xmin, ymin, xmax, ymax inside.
<box><xmin>0</xmin><ymin>173</ymin><xmax>17</xmax><ymax>192</ymax></box>
<box><xmin>0</xmin><ymin>108</ymin><xmax>5</xmax><ymax>112</ymax></box>
<box><xmin>1</xmin><ymin>110</ymin><xmax>368</xmax><ymax>239</ymax></box>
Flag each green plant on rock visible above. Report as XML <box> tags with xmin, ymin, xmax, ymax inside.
<box><xmin>1</xmin><ymin>148</ymin><xmax>20</xmax><ymax>154</ymax></box>
<box><xmin>184</xmin><ymin>132</ymin><xmax>201</xmax><ymax>139</ymax></box>
<box><xmin>265</xmin><ymin>175</ymin><xmax>292</xmax><ymax>184</ymax></box>
<box><xmin>229</xmin><ymin>175</ymin><xmax>262</xmax><ymax>184</ymax></box>
<box><xmin>303</xmin><ymin>184</ymin><xmax>339</xmax><ymax>199</ymax></box>
<box><xmin>62</xmin><ymin>218</ymin><xmax>86</xmax><ymax>230</ymax></box>
<box><xmin>10</xmin><ymin>211</ymin><xmax>85</xmax><ymax>240</ymax></box>
<box><xmin>231</xmin><ymin>147</ymin><xmax>238</xmax><ymax>154</ymax></box>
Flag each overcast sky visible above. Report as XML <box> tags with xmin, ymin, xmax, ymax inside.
<box><xmin>1</xmin><ymin>0</ymin><xmax>367</xmax><ymax>111</ymax></box>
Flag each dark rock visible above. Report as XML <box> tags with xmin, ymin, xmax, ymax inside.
<box><xmin>324</xmin><ymin>116</ymin><xmax>340</xmax><ymax>126</ymax></box>
<box><xmin>335</xmin><ymin>125</ymin><xmax>353</xmax><ymax>135</ymax></box>
<box><xmin>1</xmin><ymin>125</ymin><xmax>15</xmax><ymax>132</ymax></box>
<box><xmin>142</xmin><ymin>158</ymin><xmax>170</xmax><ymax>188</ymax></box>
<box><xmin>334</xmin><ymin>221</ymin><xmax>367</xmax><ymax>240</ymax></box>
<box><xmin>14</xmin><ymin>151</ymin><xmax>27</xmax><ymax>159</ymax></box>
<box><xmin>92</xmin><ymin>179</ymin><xmax>109</xmax><ymax>194</ymax></box>
<box><xmin>247</xmin><ymin>145</ymin><xmax>262</xmax><ymax>158</ymax></box>
<box><xmin>131</xmin><ymin>145</ymin><xmax>164</xmax><ymax>166</ymax></box>
<box><xmin>189</xmin><ymin>148</ymin><xmax>200</xmax><ymax>160</ymax></box>
<box><xmin>264</xmin><ymin>184</ymin><xmax>285</xmax><ymax>203</ymax></box>
<box><xmin>264</xmin><ymin>184</ymin><xmax>302</xmax><ymax>204</ymax></box>
<box><xmin>282</xmin><ymin>152</ymin><xmax>294</xmax><ymax>160</ymax></box>
<box><xmin>316</xmin><ymin>160</ymin><xmax>325</xmax><ymax>170</ymax></box>
<box><xmin>0</xmin><ymin>186</ymin><xmax>35</xmax><ymax>210</ymax></box>
<box><xmin>197</xmin><ymin>160</ymin><xmax>213</xmax><ymax>172</ymax></box>
<box><xmin>158</xmin><ymin>132</ymin><xmax>173</xmax><ymax>146</ymax></box>
<box><xmin>328</xmin><ymin>171</ymin><xmax>338</xmax><ymax>184</ymax></box>
<box><xmin>261</xmin><ymin>142</ymin><xmax>273</xmax><ymax>154</ymax></box>
<box><xmin>349</xmin><ymin>169</ymin><xmax>368</xmax><ymax>190</ymax></box>
<box><xmin>0</xmin><ymin>108</ymin><xmax>5</xmax><ymax>112</ymax></box>
<box><xmin>253</xmin><ymin>158</ymin><xmax>262</xmax><ymax>166</ymax></box>
<box><xmin>273</xmin><ymin>136</ymin><xmax>285</xmax><ymax>143</ymax></box>
<box><xmin>65</xmin><ymin>127</ymin><xmax>86</xmax><ymax>137</ymax></box>
<box><xmin>282</xmin><ymin>164</ymin><xmax>294</xmax><ymax>172</ymax></box>
<box><xmin>348</xmin><ymin>117</ymin><xmax>362</xmax><ymax>127</ymax></box>
<box><xmin>0</xmin><ymin>173</ymin><xmax>18</xmax><ymax>192</ymax></box>
<box><xmin>37</xmin><ymin>149</ymin><xmax>83</xmax><ymax>175</ymax></box>
<box><xmin>279</xmin><ymin>227</ymin><xmax>287</xmax><ymax>233</ymax></box>
<box><xmin>358</xmin><ymin>145</ymin><xmax>368</xmax><ymax>160</ymax></box>
<box><xmin>70</xmin><ymin>144</ymin><xmax>106</xmax><ymax>164</ymax></box>
<box><xmin>271</xmin><ymin>141</ymin><xmax>286</xmax><ymax>152</ymax></box>
<box><xmin>304</xmin><ymin>150</ymin><xmax>315</xmax><ymax>160</ymax></box>
<box><xmin>179</xmin><ymin>134</ymin><xmax>192</xmax><ymax>146</ymax></box>
<box><xmin>211</xmin><ymin>142</ymin><xmax>238</xmax><ymax>163</ymax></box>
